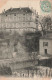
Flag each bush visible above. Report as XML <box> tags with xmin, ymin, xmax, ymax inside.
<box><xmin>0</xmin><ymin>66</ymin><xmax>12</xmax><ymax>75</ymax></box>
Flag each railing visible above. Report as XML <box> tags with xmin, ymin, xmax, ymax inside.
<box><xmin>34</xmin><ymin>66</ymin><xmax>52</xmax><ymax>77</ymax></box>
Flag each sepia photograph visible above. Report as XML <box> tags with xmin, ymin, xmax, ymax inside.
<box><xmin>0</xmin><ymin>0</ymin><xmax>52</xmax><ymax>79</ymax></box>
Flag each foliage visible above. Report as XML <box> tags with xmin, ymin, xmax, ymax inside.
<box><xmin>42</xmin><ymin>16</ymin><xmax>52</xmax><ymax>30</ymax></box>
<box><xmin>0</xmin><ymin>66</ymin><xmax>12</xmax><ymax>75</ymax></box>
<box><xmin>23</xmin><ymin>31</ymin><xmax>42</xmax><ymax>52</ymax></box>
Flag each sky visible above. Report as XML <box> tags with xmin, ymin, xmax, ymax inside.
<box><xmin>0</xmin><ymin>0</ymin><xmax>52</xmax><ymax>16</ymax></box>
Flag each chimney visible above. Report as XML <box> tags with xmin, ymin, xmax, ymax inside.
<box><xmin>31</xmin><ymin>7</ymin><xmax>35</xmax><ymax>13</ymax></box>
<box><xmin>37</xmin><ymin>12</ymin><xmax>38</xmax><ymax>15</ymax></box>
<box><xmin>35</xmin><ymin>10</ymin><xmax>36</xmax><ymax>14</ymax></box>
<box><xmin>10</xmin><ymin>7</ymin><xmax>13</xmax><ymax>10</ymax></box>
<box><xmin>31</xmin><ymin>7</ymin><xmax>33</xmax><ymax>11</ymax></box>
<box><xmin>41</xmin><ymin>30</ymin><xmax>44</xmax><ymax>37</ymax></box>
<box><xmin>20</xmin><ymin>7</ymin><xmax>21</xmax><ymax>10</ymax></box>
<box><xmin>3</xmin><ymin>9</ymin><xmax>5</xmax><ymax>13</ymax></box>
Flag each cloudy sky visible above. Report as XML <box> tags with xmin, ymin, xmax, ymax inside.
<box><xmin>0</xmin><ymin>0</ymin><xmax>52</xmax><ymax>16</ymax></box>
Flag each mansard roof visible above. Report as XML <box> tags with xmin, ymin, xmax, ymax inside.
<box><xmin>2</xmin><ymin>7</ymin><xmax>33</xmax><ymax>14</ymax></box>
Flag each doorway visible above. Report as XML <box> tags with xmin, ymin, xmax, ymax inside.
<box><xmin>45</xmin><ymin>49</ymin><xmax>47</xmax><ymax>54</ymax></box>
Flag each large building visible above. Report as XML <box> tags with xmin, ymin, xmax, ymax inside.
<box><xmin>0</xmin><ymin>7</ymin><xmax>39</xmax><ymax>70</ymax></box>
<box><xmin>0</xmin><ymin>7</ymin><xmax>39</xmax><ymax>59</ymax></box>
<box><xmin>0</xmin><ymin>7</ymin><xmax>39</xmax><ymax>34</ymax></box>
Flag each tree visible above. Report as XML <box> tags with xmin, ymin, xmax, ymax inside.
<box><xmin>23</xmin><ymin>31</ymin><xmax>42</xmax><ymax>53</ymax></box>
<box><xmin>42</xmin><ymin>16</ymin><xmax>52</xmax><ymax>30</ymax></box>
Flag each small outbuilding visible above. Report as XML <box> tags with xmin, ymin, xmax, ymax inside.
<box><xmin>39</xmin><ymin>31</ymin><xmax>52</xmax><ymax>56</ymax></box>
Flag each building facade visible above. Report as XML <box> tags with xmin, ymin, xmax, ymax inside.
<box><xmin>39</xmin><ymin>36</ymin><xmax>52</xmax><ymax>56</ymax></box>
<box><xmin>0</xmin><ymin>39</ymin><xmax>13</xmax><ymax>59</ymax></box>
<box><xmin>0</xmin><ymin>7</ymin><xmax>38</xmax><ymax>34</ymax></box>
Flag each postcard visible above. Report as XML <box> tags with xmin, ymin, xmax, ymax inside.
<box><xmin>0</xmin><ymin>0</ymin><xmax>52</xmax><ymax>80</ymax></box>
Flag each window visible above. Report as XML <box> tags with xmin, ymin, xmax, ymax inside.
<box><xmin>6</xmin><ymin>15</ymin><xmax>7</xmax><ymax>16</ymax></box>
<box><xmin>30</xmin><ymin>17</ymin><xmax>31</xmax><ymax>20</ymax></box>
<box><xmin>28</xmin><ymin>22</ymin><xmax>30</xmax><ymax>25</ymax></box>
<box><xmin>0</xmin><ymin>52</ymin><xmax>2</xmax><ymax>56</ymax></box>
<box><xmin>19</xmin><ymin>17</ymin><xmax>20</xmax><ymax>19</ymax></box>
<box><xmin>23</xmin><ymin>23</ymin><xmax>25</xmax><ymax>25</ymax></box>
<box><xmin>23</xmin><ymin>14</ymin><xmax>25</xmax><ymax>15</ymax></box>
<box><xmin>14</xmin><ymin>14</ymin><xmax>16</xmax><ymax>16</ymax></box>
<box><xmin>43</xmin><ymin>42</ymin><xmax>48</xmax><ymax>47</ymax></box>
<box><xmin>23</xmin><ymin>17</ymin><xmax>25</xmax><ymax>20</ymax></box>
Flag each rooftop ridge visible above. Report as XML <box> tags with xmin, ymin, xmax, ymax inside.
<box><xmin>2</xmin><ymin>7</ymin><xmax>33</xmax><ymax>14</ymax></box>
